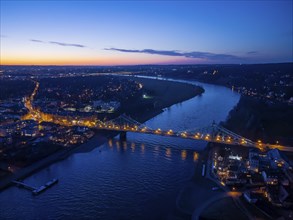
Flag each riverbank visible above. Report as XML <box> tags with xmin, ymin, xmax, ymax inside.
<box><xmin>222</xmin><ymin>95</ymin><xmax>293</xmax><ymax>147</ymax></box>
<box><xmin>119</xmin><ymin>76</ymin><xmax>204</xmax><ymax>123</ymax></box>
<box><xmin>134</xmin><ymin>74</ymin><xmax>292</xmax><ymax>146</ymax></box>
<box><xmin>176</xmin><ymin>143</ymin><xmax>249</xmax><ymax>220</ymax></box>
<box><xmin>0</xmin><ymin>77</ymin><xmax>204</xmax><ymax>191</ymax></box>
<box><xmin>0</xmin><ymin>133</ymin><xmax>110</xmax><ymax>190</ymax></box>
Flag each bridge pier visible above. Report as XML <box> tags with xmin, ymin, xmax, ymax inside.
<box><xmin>120</xmin><ymin>131</ymin><xmax>127</xmax><ymax>141</ymax></box>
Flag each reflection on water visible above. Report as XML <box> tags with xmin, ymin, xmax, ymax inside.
<box><xmin>107</xmin><ymin>138</ymin><xmax>199</xmax><ymax>162</ymax></box>
<box><xmin>154</xmin><ymin>146</ymin><xmax>160</xmax><ymax>158</ymax></box>
<box><xmin>193</xmin><ymin>152</ymin><xmax>199</xmax><ymax>162</ymax></box>
<box><xmin>0</xmin><ymin>79</ymin><xmax>240</xmax><ymax>220</ymax></box>
<box><xmin>108</xmin><ymin>139</ymin><xmax>113</xmax><ymax>147</ymax></box>
<box><xmin>141</xmin><ymin>143</ymin><xmax>145</xmax><ymax>153</ymax></box>
<box><xmin>165</xmin><ymin>148</ymin><xmax>172</xmax><ymax>158</ymax></box>
<box><xmin>131</xmin><ymin>142</ymin><xmax>135</xmax><ymax>152</ymax></box>
<box><xmin>181</xmin><ymin>150</ymin><xmax>187</xmax><ymax>160</ymax></box>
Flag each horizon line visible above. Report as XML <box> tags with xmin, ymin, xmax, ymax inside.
<box><xmin>1</xmin><ymin>62</ymin><xmax>292</xmax><ymax>67</ymax></box>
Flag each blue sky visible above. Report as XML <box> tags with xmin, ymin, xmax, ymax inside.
<box><xmin>1</xmin><ymin>0</ymin><xmax>292</xmax><ymax>65</ymax></box>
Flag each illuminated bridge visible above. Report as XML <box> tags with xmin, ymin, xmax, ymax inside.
<box><xmin>22</xmin><ymin>81</ymin><xmax>292</xmax><ymax>152</ymax></box>
<box><xmin>88</xmin><ymin>114</ymin><xmax>292</xmax><ymax>152</ymax></box>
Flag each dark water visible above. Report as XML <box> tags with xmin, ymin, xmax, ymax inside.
<box><xmin>0</xmin><ymin>79</ymin><xmax>240</xmax><ymax>220</ymax></box>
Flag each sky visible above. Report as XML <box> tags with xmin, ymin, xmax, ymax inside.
<box><xmin>0</xmin><ymin>0</ymin><xmax>292</xmax><ymax>65</ymax></box>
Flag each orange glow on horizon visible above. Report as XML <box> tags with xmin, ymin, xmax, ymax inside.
<box><xmin>1</xmin><ymin>57</ymin><xmax>152</xmax><ymax>66</ymax></box>
<box><xmin>0</xmin><ymin>54</ymin><xmax>202</xmax><ymax>66</ymax></box>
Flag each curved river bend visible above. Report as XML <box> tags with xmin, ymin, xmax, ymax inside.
<box><xmin>0</xmin><ymin>79</ymin><xmax>240</xmax><ymax>220</ymax></box>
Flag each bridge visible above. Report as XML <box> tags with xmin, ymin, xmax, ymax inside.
<box><xmin>21</xmin><ymin>81</ymin><xmax>292</xmax><ymax>152</ymax></box>
<box><xmin>89</xmin><ymin>114</ymin><xmax>292</xmax><ymax>152</ymax></box>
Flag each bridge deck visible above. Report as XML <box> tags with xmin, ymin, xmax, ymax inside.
<box><xmin>92</xmin><ymin>123</ymin><xmax>292</xmax><ymax>152</ymax></box>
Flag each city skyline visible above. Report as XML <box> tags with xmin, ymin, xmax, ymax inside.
<box><xmin>1</xmin><ymin>0</ymin><xmax>292</xmax><ymax>65</ymax></box>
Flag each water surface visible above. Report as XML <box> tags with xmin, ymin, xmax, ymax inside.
<box><xmin>0</xmin><ymin>79</ymin><xmax>240</xmax><ymax>220</ymax></box>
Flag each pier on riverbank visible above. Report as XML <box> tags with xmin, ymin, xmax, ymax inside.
<box><xmin>12</xmin><ymin>178</ymin><xmax>58</xmax><ymax>195</ymax></box>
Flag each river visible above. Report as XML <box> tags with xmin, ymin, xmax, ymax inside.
<box><xmin>0</xmin><ymin>78</ymin><xmax>240</xmax><ymax>220</ymax></box>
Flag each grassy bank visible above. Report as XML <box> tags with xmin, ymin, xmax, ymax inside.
<box><xmin>134</xmin><ymin>77</ymin><xmax>203</xmax><ymax>110</ymax></box>
<box><xmin>121</xmin><ymin>76</ymin><xmax>204</xmax><ymax>122</ymax></box>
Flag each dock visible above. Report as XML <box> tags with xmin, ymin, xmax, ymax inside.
<box><xmin>11</xmin><ymin>178</ymin><xmax>58</xmax><ymax>195</ymax></box>
<box><xmin>32</xmin><ymin>178</ymin><xmax>58</xmax><ymax>195</ymax></box>
<box><xmin>12</xmin><ymin>180</ymin><xmax>37</xmax><ymax>191</ymax></box>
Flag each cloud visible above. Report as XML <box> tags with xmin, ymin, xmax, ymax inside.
<box><xmin>29</xmin><ymin>38</ymin><xmax>87</xmax><ymax>48</ymax></box>
<box><xmin>105</xmin><ymin>48</ymin><xmax>182</xmax><ymax>56</ymax></box>
<box><xmin>105</xmin><ymin>48</ymin><xmax>240</xmax><ymax>60</ymax></box>
<box><xmin>30</xmin><ymin>39</ymin><xmax>45</xmax><ymax>43</ymax></box>
<box><xmin>49</xmin><ymin>41</ymin><xmax>86</xmax><ymax>48</ymax></box>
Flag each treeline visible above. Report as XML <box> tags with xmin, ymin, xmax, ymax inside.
<box><xmin>0</xmin><ymin>79</ymin><xmax>35</xmax><ymax>100</ymax></box>
<box><xmin>222</xmin><ymin>96</ymin><xmax>293</xmax><ymax>146</ymax></box>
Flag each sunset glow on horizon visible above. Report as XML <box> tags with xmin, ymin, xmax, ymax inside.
<box><xmin>1</xmin><ymin>1</ymin><xmax>292</xmax><ymax>65</ymax></box>
<box><xmin>2</xmin><ymin>53</ymin><xmax>203</xmax><ymax>66</ymax></box>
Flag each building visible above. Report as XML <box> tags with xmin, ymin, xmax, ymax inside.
<box><xmin>248</xmin><ymin>149</ymin><xmax>260</xmax><ymax>172</ymax></box>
